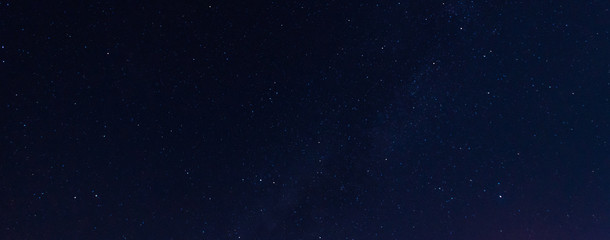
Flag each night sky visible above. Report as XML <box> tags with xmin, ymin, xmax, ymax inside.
<box><xmin>1</xmin><ymin>1</ymin><xmax>609</xmax><ymax>239</ymax></box>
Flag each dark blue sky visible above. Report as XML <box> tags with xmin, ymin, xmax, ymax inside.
<box><xmin>1</xmin><ymin>0</ymin><xmax>609</xmax><ymax>239</ymax></box>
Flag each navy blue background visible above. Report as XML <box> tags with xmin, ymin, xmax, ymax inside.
<box><xmin>1</xmin><ymin>1</ymin><xmax>609</xmax><ymax>239</ymax></box>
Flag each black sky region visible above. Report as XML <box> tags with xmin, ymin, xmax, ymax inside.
<box><xmin>1</xmin><ymin>0</ymin><xmax>609</xmax><ymax>239</ymax></box>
